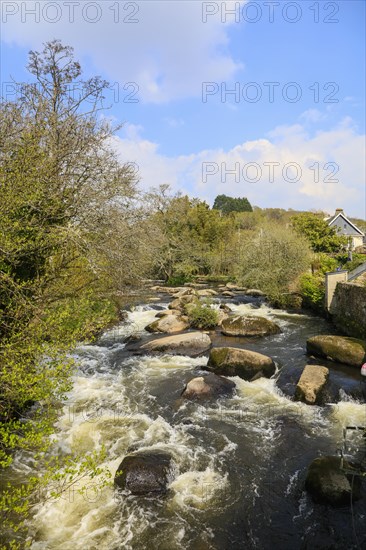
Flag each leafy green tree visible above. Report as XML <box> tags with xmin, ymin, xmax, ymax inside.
<box><xmin>213</xmin><ymin>194</ymin><xmax>253</xmax><ymax>215</ymax></box>
<box><xmin>0</xmin><ymin>40</ymin><xmax>147</xmax><ymax>544</ymax></box>
<box><xmin>0</xmin><ymin>40</ymin><xmax>143</xmax><ymax>337</ymax></box>
<box><xmin>146</xmin><ymin>187</ymin><xmax>230</xmax><ymax>280</ymax></box>
<box><xmin>291</xmin><ymin>213</ymin><xmax>347</xmax><ymax>253</ymax></box>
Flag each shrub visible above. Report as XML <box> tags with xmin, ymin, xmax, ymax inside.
<box><xmin>235</xmin><ymin>223</ymin><xmax>311</xmax><ymax>308</ymax></box>
<box><xmin>166</xmin><ymin>274</ymin><xmax>192</xmax><ymax>287</ymax></box>
<box><xmin>299</xmin><ymin>273</ymin><xmax>325</xmax><ymax>311</ymax></box>
<box><xmin>312</xmin><ymin>254</ymin><xmax>338</xmax><ymax>274</ymax></box>
<box><xmin>343</xmin><ymin>254</ymin><xmax>366</xmax><ymax>272</ymax></box>
<box><xmin>185</xmin><ymin>300</ymin><xmax>219</xmax><ymax>329</ymax></box>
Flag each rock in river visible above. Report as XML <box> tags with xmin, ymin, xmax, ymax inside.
<box><xmin>115</xmin><ymin>450</ymin><xmax>175</xmax><ymax>495</ymax></box>
<box><xmin>295</xmin><ymin>365</ymin><xmax>329</xmax><ymax>405</ymax></box>
<box><xmin>181</xmin><ymin>373</ymin><xmax>236</xmax><ymax>400</ymax></box>
<box><xmin>140</xmin><ymin>331</ymin><xmax>211</xmax><ymax>356</ymax></box>
<box><xmin>245</xmin><ymin>289</ymin><xmax>265</xmax><ymax>297</ymax></box>
<box><xmin>306</xmin><ymin>335</ymin><xmax>366</xmax><ymax>367</ymax></box>
<box><xmin>155</xmin><ymin>309</ymin><xmax>181</xmax><ymax>318</ymax></box>
<box><xmin>145</xmin><ymin>314</ymin><xmax>190</xmax><ymax>334</ymax></box>
<box><xmin>221</xmin><ymin>315</ymin><xmax>281</xmax><ymax>337</ymax></box>
<box><xmin>207</xmin><ymin>346</ymin><xmax>276</xmax><ymax>380</ymax></box>
<box><xmin>305</xmin><ymin>455</ymin><xmax>362</xmax><ymax>506</ymax></box>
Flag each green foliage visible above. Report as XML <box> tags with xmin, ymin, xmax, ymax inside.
<box><xmin>343</xmin><ymin>253</ymin><xmax>366</xmax><ymax>272</ymax></box>
<box><xmin>213</xmin><ymin>194</ymin><xmax>253</xmax><ymax>215</ymax></box>
<box><xmin>184</xmin><ymin>300</ymin><xmax>219</xmax><ymax>329</ymax></box>
<box><xmin>0</xmin><ymin>445</ymin><xmax>112</xmax><ymax>548</ymax></box>
<box><xmin>311</xmin><ymin>253</ymin><xmax>338</xmax><ymax>274</ymax></box>
<box><xmin>299</xmin><ymin>273</ymin><xmax>325</xmax><ymax>311</ymax></box>
<box><xmin>147</xmin><ymin>190</ymin><xmax>230</xmax><ymax>280</ymax></box>
<box><xmin>291</xmin><ymin>213</ymin><xmax>347</xmax><ymax>253</ymax></box>
<box><xmin>235</xmin><ymin>223</ymin><xmax>311</xmax><ymax>308</ymax></box>
<box><xmin>40</xmin><ymin>294</ymin><xmax>118</xmax><ymax>344</ymax></box>
<box><xmin>197</xmin><ymin>275</ymin><xmax>231</xmax><ymax>283</ymax></box>
<box><xmin>0</xmin><ymin>40</ymin><xmax>134</xmax><ymax>546</ymax></box>
<box><xmin>166</xmin><ymin>274</ymin><xmax>192</xmax><ymax>287</ymax></box>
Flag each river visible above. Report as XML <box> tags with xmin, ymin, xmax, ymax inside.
<box><xmin>17</xmin><ymin>292</ymin><xmax>366</xmax><ymax>549</ymax></box>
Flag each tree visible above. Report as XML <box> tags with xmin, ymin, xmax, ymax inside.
<box><xmin>0</xmin><ymin>41</ymin><xmax>148</xmax><ymax>335</ymax></box>
<box><xmin>291</xmin><ymin>213</ymin><xmax>347</xmax><ymax>253</ymax></box>
<box><xmin>145</xmin><ymin>187</ymin><xmax>233</xmax><ymax>281</ymax></box>
<box><xmin>235</xmin><ymin>223</ymin><xmax>311</xmax><ymax>307</ymax></box>
<box><xmin>0</xmin><ymin>41</ymin><xmax>147</xmax><ymax>542</ymax></box>
<box><xmin>213</xmin><ymin>194</ymin><xmax>253</xmax><ymax>215</ymax></box>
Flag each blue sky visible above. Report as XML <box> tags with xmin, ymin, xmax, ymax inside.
<box><xmin>1</xmin><ymin>0</ymin><xmax>365</xmax><ymax>217</ymax></box>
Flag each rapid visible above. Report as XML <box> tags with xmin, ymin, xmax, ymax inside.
<box><xmin>16</xmin><ymin>294</ymin><xmax>366</xmax><ymax>549</ymax></box>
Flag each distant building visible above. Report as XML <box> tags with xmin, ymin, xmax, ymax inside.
<box><xmin>326</xmin><ymin>208</ymin><xmax>365</xmax><ymax>250</ymax></box>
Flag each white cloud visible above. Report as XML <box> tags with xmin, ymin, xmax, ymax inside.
<box><xmin>300</xmin><ymin>109</ymin><xmax>326</xmax><ymax>124</ymax></box>
<box><xmin>114</xmin><ymin>120</ymin><xmax>366</xmax><ymax>218</ymax></box>
<box><xmin>1</xmin><ymin>1</ymin><xmax>246</xmax><ymax>103</ymax></box>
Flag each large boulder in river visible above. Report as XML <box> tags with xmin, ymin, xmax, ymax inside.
<box><xmin>155</xmin><ymin>309</ymin><xmax>181</xmax><ymax>318</ymax></box>
<box><xmin>221</xmin><ymin>315</ymin><xmax>281</xmax><ymax>337</ymax></box>
<box><xmin>306</xmin><ymin>335</ymin><xmax>366</xmax><ymax>367</ymax></box>
<box><xmin>295</xmin><ymin>365</ymin><xmax>329</xmax><ymax>405</ymax></box>
<box><xmin>197</xmin><ymin>289</ymin><xmax>218</xmax><ymax>297</ymax></box>
<box><xmin>168</xmin><ymin>298</ymin><xmax>183</xmax><ymax>310</ymax></box>
<box><xmin>145</xmin><ymin>315</ymin><xmax>190</xmax><ymax>334</ymax></box>
<box><xmin>172</xmin><ymin>288</ymin><xmax>192</xmax><ymax>298</ymax></box>
<box><xmin>140</xmin><ymin>331</ymin><xmax>211</xmax><ymax>356</ymax></box>
<box><xmin>169</xmin><ymin>294</ymin><xmax>198</xmax><ymax>311</ymax></box>
<box><xmin>115</xmin><ymin>450</ymin><xmax>175</xmax><ymax>495</ymax></box>
<box><xmin>245</xmin><ymin>289</ymin><xmax>265</xmax><ymax>297</ymax></box>
<box><xmin>207</xmin><ymin>347</ymin><xmax>276</xmax><ymax>381</ymax></box>
<box><xmin>305</xmin><ymin>456</ymin><xmax>362</xmax><ymax>506</ymax></box>
<box><xmin>181</xmin><ymin>373</ymin><xmax>236</xmax><ymax>401</ymax></box>
<box><xmin>226</xmin><ymin>283</ymin><xmax>247</xmax><ymax>291</ymax></box>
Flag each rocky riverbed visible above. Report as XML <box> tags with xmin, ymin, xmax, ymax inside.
<box><xmin>22</xmin><ymin>283</ymin><xmax>366</xmax><ymax>549</ymax></box>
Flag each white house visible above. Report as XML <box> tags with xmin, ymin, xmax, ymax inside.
<box><xmin>326</xmin><ymin>208</ymin><xmax>365</xmax><ymax>250</ymax></box>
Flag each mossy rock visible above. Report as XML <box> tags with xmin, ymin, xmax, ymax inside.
<box><xmin>207</xmin><ymin>347</ymin><xmax>276</xmax><ymax>380</ymax></box>
<box><xmin>305</xmin><ymin>455</ymin><xmax>362</xmax><ymax>506</ymax></box>
<box><xmin>221</xmin><ymin>315</ymin><xmax>281</xmax><ymax>337</ymax></box>
<box><xmin>306</xmin><ymin>335</ymin><xmax>366</xmax><ymax>367</ymax></box>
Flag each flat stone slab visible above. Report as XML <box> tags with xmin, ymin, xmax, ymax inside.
<box><xmin>221</xmin><ymin>315</ymin><xmax>281</xmax><ymax>337</ymax></box>
<box><xmin>140</xmin><ymin>331</ymin><xmax>212</xmax><ymax>356</ymax></box>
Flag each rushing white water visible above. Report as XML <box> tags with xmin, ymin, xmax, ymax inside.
<box><xmin>27</xmin><ymin>303</ymin><xmax>366</xmax><ymax>550</ymax></box>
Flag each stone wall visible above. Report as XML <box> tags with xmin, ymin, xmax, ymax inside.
<box><xmin>330</xmin><ymin>282</ymin><xmax>366</xmax><ymax>339</ymax></box>
<box><xmin>325</xmin><ymin>271</ymin><xmax>348</xmax><ymax>310</ymax></box>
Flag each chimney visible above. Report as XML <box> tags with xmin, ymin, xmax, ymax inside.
<box><xmin>335</xmin><ymin>208</ymin><xmax>344</xmax><ymax>214</ymax></box>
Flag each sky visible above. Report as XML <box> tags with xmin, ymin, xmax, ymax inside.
<box><xmin>1</xmin><ymin>0</ymin><xmax>365</xmax><ymax>218</ymax></box>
